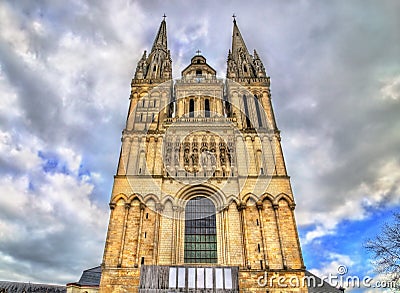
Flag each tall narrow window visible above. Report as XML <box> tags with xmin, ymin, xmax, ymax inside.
<box><xmin>185</xmin><ymin>197</ymin><xmax>217</xmax><ymax>263</ymax></box>
<box><xmin>205</xmin><ymin>99</ymin><xmax>210</xmax><ymax>117</ymax></box>
<box><xmin>254</xmin><ymin>95</ymin><xmax>263</xmax><ymax>127</ymax></box>
<box><xmin>189</xmin><ymin>99</ymin><xmax>195</xmax><ymax>117</ymax></box>
<box><xmin>225</xmin><ymin>101</ymin><xmax>232</xmax><ymax>117</ymax></box>
<box><xmin>138</xmin><ymin>151</ymin><xmax>145</xmax><ymax>175</ymax></box>
<box><xmin>242</xmin><ymin>95</ymin><xmax>251</xmax><ymax>128</ymax></box>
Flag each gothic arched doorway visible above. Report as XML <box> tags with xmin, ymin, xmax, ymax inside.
<box><xmin>184</xmin><ymin>196</ymin><xmax>217</xmax><ymax>263</ymax></box>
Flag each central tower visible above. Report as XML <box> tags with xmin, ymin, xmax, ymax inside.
<box><xmin>99</xmin><ymin>18</ymin><xmax>306</xmax><ymax>292</ymax></box>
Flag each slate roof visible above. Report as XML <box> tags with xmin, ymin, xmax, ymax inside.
<box><xmin>67</xmin><ymin>266</ymin><xmax>101</xmax><ymax>287</ymax></box>
<box><xmin>0</xmin><ymin>281</ymin><xmax>66</xmax><ymax>293</ymax></box>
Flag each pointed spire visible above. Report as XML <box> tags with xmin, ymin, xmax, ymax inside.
<box><xmin>227</xmin><ymin>18</ymin><xmax>267</xmax><ymax>79</ymax></box>
<box><xmin>134</xmin><ymin>17</ymin><xmax>172</xmax><ymax>81</ymax></box>
<box><xmin>231</xmin><ymin>18</ymin><xmax>250</xmax><ymax>57</ymax></box>
<box><xmin>151</xmin><ymin>17</ymin><xmax>168</xmax><ymax>53</ymax></box>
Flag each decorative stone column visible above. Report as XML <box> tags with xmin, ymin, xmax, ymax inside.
<box><xmin>135</xmin><ymin>203</ymin><xmax>146</xmax><ymax>267</ymax></box>
<box><xmin>171</xmin><ymin>205</ymin><xmax>180</xmax><ymax>264</ymax></box>
<box><xmin>256</xmin><ymin>201</ymin><xmax>268</xmax><ymax>269</ymax></box>
<box><xmin>153</xmin><ymin>203</ymin><xmax>164</xmax><ymax>264</ymax></box>
<box><xmin>118</xmin><ymin>202</ymin><xmax>131</xmax><ymax>267</ymax></box>
<box><xmin>238</xmin><ymin>202</ymin><xmax>249</xmax><ymax>268</ymax></box>
<box><xmin>273</xmin><ymin>203</ymin><xmax>287</xmax><ymax>269</ymax></box>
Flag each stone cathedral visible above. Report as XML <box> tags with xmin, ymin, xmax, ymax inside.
<box><xmin>93</xmin><ymin>17</ymin><xmax>312</xmax><ymax>293</ymax></box>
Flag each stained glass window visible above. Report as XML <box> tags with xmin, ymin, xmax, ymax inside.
<box><xmin>184</xmin><ymin>197</ymin><xmax>217</xmax><ymax>263</ymax></box>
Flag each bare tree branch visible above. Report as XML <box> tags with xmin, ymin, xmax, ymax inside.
<box><xmin>365</xmin><ymin>213</ymin><xmax>400</xmax><ymax>289</ymax></box>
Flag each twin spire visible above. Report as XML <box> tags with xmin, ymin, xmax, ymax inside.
<box><xmin>227</xmin><ymin>18</ymin><xmax>267</xmax><ymax>79</ymax></box>
<box><xmin>134</xmin><ymin>16</ymin><xmax>267</xmax><ymax>81</ymax></box>
<box><xmin>151</xmin><ymin>17</ymin><xmax>168</xmax><ymax>53</ymax></box>
<box><xmin>134</xmin><ymin>17</ymin><xmax>171</xmax><ymax>80</ymax></box>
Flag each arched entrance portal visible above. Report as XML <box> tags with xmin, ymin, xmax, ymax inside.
<box><xmin>184</xmin><ymin>197</ymin><xmax>217</xmax><ymax>263</ymax></box>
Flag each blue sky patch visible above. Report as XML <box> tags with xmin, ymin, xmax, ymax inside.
<box><xmin>38</xmin><ymin>150</ymin><xmax>70</xmax><ymax>175</ymax></box>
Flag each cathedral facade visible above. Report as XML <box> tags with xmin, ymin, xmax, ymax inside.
<box><xmin>98</xmin><ymin>18</ymin><xmax>307</xmax><ymax>292</ymax></box>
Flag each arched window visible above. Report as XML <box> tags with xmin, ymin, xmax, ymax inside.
<box><xmin>189</xmin><ymin>99</ymin><xmax>195</xmax><ymax>117</ymax></box>
<box><xmin>205</xmin><ymin>99</ymin><xmax>210</xmax><ymax>117</ymax></box>
<box><xmin>185</xmin><ymin>197</ymin><xmax>217</xmax><ymax>263</ymax></box>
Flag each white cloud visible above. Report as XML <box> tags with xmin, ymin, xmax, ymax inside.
<box><xmin>0</xmin><ymin>176</ymin><xmax>30</xmax><ymax>221</ymax></box>
<box><xmin>381</xmin><ymin>75</ymin><xmax>400</xmax><ymax>101</ymax></box>
<box><xmin>0</xmin><ymin>153</ymin><xmax>108</xmax><ymax>283</ymax></box>
<box><xmin>0</xmin><ymin>71</ymin><xmax>21</xmax><ymax>118</ymax></box>
<box><xmin>0</xmin><ymin>130</ymin><xmax>41</xmax><ymax>172</ymax></box>
<box><xmin>298</xmin><ymin>159</ymin><xmax>400</xmax><ymax>244</ymax></box>
<box><xmin>358</xmin><ymin>160</ymin><xmax>400</xmax><ymax>207</ymax></box>
<box><xmin>57</xmin><ymin>147</ymin><xmax>82</xmax><ymax>175</ymax></box>
<box><xmin>303</xmin><ymin>225</ymin><xmax>335</xmax><ymax>245</ymax></box>
<box><xmin>286</xmin><ymin>128</ymin><xmax>339</xmax><ymax>176</ymax></box>
<box><xmin>0</xmin><ymin>2</ymin><xmax>30</xmax><ymax>55</ymax></box>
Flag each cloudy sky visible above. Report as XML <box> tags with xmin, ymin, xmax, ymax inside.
<box><xmin>0</xmin><ymin>0</ymin><xmax>399</xmax><ymax>291</ymax></box>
